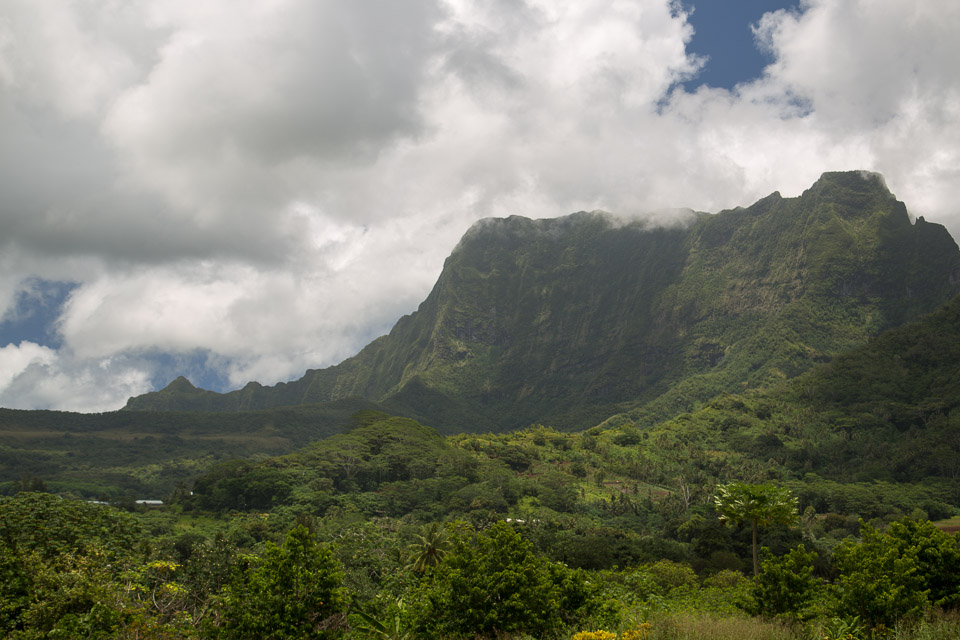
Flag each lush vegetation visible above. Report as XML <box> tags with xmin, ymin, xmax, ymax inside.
<box><xmin>0</xmin><ymin>397</ymin><xmax>388</xmax><ymax>499</ymax></box>
<box><xmin>7</xmin><ymin>379</ymin><xmax>960</xmax><ymax>637</ymax></box>
<box><xmin>3</xmin><ymin>391</ymin><xmax>959</xmax><ymax>640</ymax></box>
<box><xmin>3</xmin><ymin>171</ymin><xmax>960</xmax><ymax>638</ymax></box>
<box><xmin>5</xmin><ymin>293</ymin><xmax>960</xmax><ymax>635</ymax></box>
<box><xmin>2</xmin><ymin>486</ymin><xmax>958</xmax><ymax>639</ymax></box>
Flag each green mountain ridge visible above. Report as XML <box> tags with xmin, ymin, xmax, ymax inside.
<box><xmin>0</xmin><ymin>397</ymin><xmax>391</xmax><ymax>498</ymax></box>
<box><xmin>588</xmin><ymin>289</ymin><xmax>960</xmax><ymax>508</ymax></box>
<box><xmin>124</xmin><ymin>171</ymin><xmax>960</xmax><ymax>433</ymax></box>
<box><xmin>683</xmin><ymin>289</ymin><xmax>960</xmax><ymax>485</ymax></box>
<box><xmin>184</xmin><ymin>290</ymin><xmax>960</xmax><ymax>532</ymax></box>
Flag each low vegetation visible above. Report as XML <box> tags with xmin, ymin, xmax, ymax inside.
<box><xmin>2</xmin><ymin>485</ymin><xmax>958</xmax><ymax>639</ymax></box>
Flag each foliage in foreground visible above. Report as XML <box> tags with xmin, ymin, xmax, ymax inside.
<box><xmin>2</xmin><ymin>490</ymin><xmax>960</xmax><ymax>639</ymax></box>
<box><xmin>406</xmin><ymin>521</ymin><xmax>601</xmax><ymax>638</ymax></box>
<box><xmin>748</xmin><ymin>544</ymin><xmax>820</xmax><ymax>620</ymax></box>
<box><xmin>834</xmin><ymin>518</ymin><xmax>960</xmax><ymax>627</ymax></box>
<box><xmin>217</xmin><ymin>525</ymin><xmax>347</xmax><ymax>639</ymax></box>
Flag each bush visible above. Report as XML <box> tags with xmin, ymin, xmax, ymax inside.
<box><xmin>833</xmin><ymin>518</ymin><xmax>960</xmax><ymax>626</ymax></box>
<box><xmin>407</xmin><ymin>521</ymin><xmax>600</xmax><ymax>639</ymax></box>
<box><xmin>0</xmin><ymin>492</ymin><xmax>141</xmax><ymax>561</ymax></box>
<box><xmin>887</xmin><ymin>518</ymin><xmax>960</xmax><ymax>608</ymax></box>
<box><xmin>644</xmin><ymin>559</ymin><xmax>699</xmax><ymax>594</ymax></box>
<box><xmin>571</xmin><ymin>631</ymin><xmax>617</xmax><ymax>640</ymax></box>
<box><xmin>749</xmin><ymin>544</ymin><xmax>820</xmax><ymax>620</ymax></box>
<box><xmin>218</xmin><ymin>525</ymin><xmax>347</xmax><ymax>639</ymax></box>
<box><xmin>833</xmin><ymin>520</ymin><xmax>928</xmax><ymax>626</ymax></box>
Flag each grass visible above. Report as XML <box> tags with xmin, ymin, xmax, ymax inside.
<box><xmin>563</xmin><ymin>611</ymin><xmax>960</xmax><ymax>640</ymax></box>
<box><xmin>645</xmin><ymin>612</ymin><xmax>793</xmax><ymax>639</ymax></box>
<box><xmin>931</xmin><ymin>516</ymin><xmax>960</xmax><ymax>533</ymax></box>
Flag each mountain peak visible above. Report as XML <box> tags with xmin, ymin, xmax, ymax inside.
<box><xmin>806</xmin><ymin>170</ymin><xmax>894</xmax><ymax>198</ymax></box>
<box><xmin>455</xmin><ymin>210</ymin><xmax>615</xmax><ymax>250</ymax></box>
<box><xmin>125</xmin><ymin>375</ymin><xmax>229</xmax><ymax>411</ymax></box>
<box><xmin>165</xmin><ymin>376</ymin><xmax>196</xmax><ymax>392</ymax></box>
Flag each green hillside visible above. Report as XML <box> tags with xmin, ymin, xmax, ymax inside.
<box><xmin>183</xmin><ymin>294</ymin><xmax>960</xmax><ymax>529</ymax></box>
<box><xmin>172</xmin><ymin>292</ymin><xmax>960</xmax><ymax>578</ymax></box>
<box><xmin>125</xmin><ymin>171</ymin><xmax>960</xmax><ymax>432</ymax></box>
<box><xmin>0</xmin><ymin>398</ymin><xmax>388</xmax><ymax>498</ymax></box>
<box><xmin>11</xmin><ymin>171</ymin><xmax>960</xmax><ymax>503</ymax></box>
<box><xmin>612</xmin><ymin>291</ymin><xmax>960</xmax><ymax>494</ymax></box>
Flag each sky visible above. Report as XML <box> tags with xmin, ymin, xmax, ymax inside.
<box><xmin>1</xmin><ymin>0</ymin><xmax>959</xmax><ymax>412</ymax></box>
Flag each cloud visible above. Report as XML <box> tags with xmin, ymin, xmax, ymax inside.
<box><xmin>1</xmin><ymin>0</ymin><xmax>959</xmax><ymax>410</ymax></box>
<box><xmin>0</xmin><ymin>342</ymin><xmax>152</xmax><ymax>412</ymax></box>
<box><xmin>55</xmin><ymin>216</ymin><xmax>447</xmax><ymax>388</ymax></box>
<box><xmin>102</xmin><ymin>1</ymin><xmax>444</xmax><ymax>227</ymax></box>
<box><xmin>737</xmin><ymin>0</ymin><xmax>960</xmax><ymax>218</ymax></box>
<box><xmin>0</xmin><ymin>342</ymin><xmax>56</xmax><ymax>391</ymax></box>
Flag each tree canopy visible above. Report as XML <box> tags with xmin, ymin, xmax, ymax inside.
<box><xmin>714</xmin><ymin>482</ymin><xmax>798</xmax><ymax>576</ymax></box>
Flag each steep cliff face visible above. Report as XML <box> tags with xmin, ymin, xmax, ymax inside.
<box><xmin>125</xmin><ymin>172</ymin><xmax>960</xmax><ymax>433</ymax></box>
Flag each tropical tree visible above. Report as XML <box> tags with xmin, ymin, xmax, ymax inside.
<box><xmin>833</xmin><ymin>517</ymin><xmax>960</xmax><ymax>626</ymax></box>
<box><xmin>407</xmin><ymin>521</ymin><xmax>600</xmax><ymax>639</ymax></box>
<box><xmin>350</xmin><ymin>599</ymin><xmax>411</xmax><ymax>640</ymax></box>
<box><xmin>218</xmin><ymin>525</ymin><xmax>347</xmax><ymax>640</ymax></box>
<box><xmin>406</xmin><ymin>522</ymin><xmax>451</xmax><ymax>575</ymax></box>
<box><xmin>714</xmin><ymin>482</ymin><xmax>798</xmax><ymax>576</ymax></box>
<box><xmin>750</xmin><ymin>544</ymin><xmax>821</xmax><ymax>619</ymax></box>
<box><xmin>0</xmin><ymin>493</ymin><xmax>139</xmax><ymax>637</ymax></box>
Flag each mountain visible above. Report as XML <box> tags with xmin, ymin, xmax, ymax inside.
<box><xmin>601</xmin><ymin>290</ymin><xmax>960</xmax><ymax>497</ymax></box>
<box><xmin>0</xmin><ymin>397</ymin><xmax>390</xmax><ymax>498</ymax></box>
<box><xmin>181</xmin><ymin>292</ymin><xmax>960</xmax><ymax>546</ymax></box>
<box><xmin>124</xmin><ymin>171</ymin><xmax>960</xmax><ymax>433</ymax></box>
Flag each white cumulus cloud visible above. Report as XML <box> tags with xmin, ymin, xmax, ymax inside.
<box><xmin>0</xmin><ymin>0</ymin><xmax>959</xmax><ymax>411</ymax></box>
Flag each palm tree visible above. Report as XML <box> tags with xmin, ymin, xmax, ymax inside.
<box><xmin>714</xmin><ymin>482</ymin><xmax>798</xmax><ymax>576</ymax></box>
<box><xmin>406</xmin><ymin>522</ymin><xmax>452</xmax><ymax>574</ymax></box>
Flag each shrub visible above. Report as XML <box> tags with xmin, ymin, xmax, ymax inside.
<box><xmin>620</xmin><ymin>622</ymin><xmax>652</xmax><ymax>640</ymax></box>
<box><xmin>833</xmin><ymin>518</ymin><xmax>960</xmax><ymax>626</ymax></box>
<box><xmin>571</xmin><ymin>631</ymin><xmax>617</xmax><ymax>640</ymax></box>
<box><xmin>218</xmin><ymin>525</ymin><xmax>346</xmax><ymax>640</ymax></box>
<box><xmin>833</xmin><ymin>520</ymin><xmax>927</xmax><ymax>626</ymax></box>
<box><xmin>749</xmin><ymin>544</ymin><xmax>820</xmax><ymax>620</ymax></box>
<box><xmin>407</xmin><ymin>521</ymin><xmax>600</xmax><ymax>639</ymax></box>
<box><xmin>0</xmin><ymin>492</ymin><xmax>141</xmax><ymax>561</ymax></box>
<box><xmin>644</xmin><ymin>559</ymin><xmax>699</xmax><ymax>594</ymax></box>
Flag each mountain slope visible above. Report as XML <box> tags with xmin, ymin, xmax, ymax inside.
<box><xmin>0</xmin><ymin>397</ymin><xmax>390</xmax><ymax>497</ymax></box>
<box><xmin>125</xmin><ymin>171</ymin><xmax>960</xmax><ymax>432</ymax></box>
<box><xmin>187</xmin><ymin>290</ymin><xmax>960</xmax><ymax>527</ymax></box>
<box><xmin>605</xmin><ymin>291</ymin><xmax>960</xmax><ymax>497</ymax></box>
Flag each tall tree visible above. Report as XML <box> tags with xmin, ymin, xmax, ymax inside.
<box><xmin>714</xmin><ymin>482</ymin><xmax>798</xmax><ymax>576</ymax></box>
<box><xmin>406</xmin><ymin>522</ymin><xmax>451</xmax><ymax>575</ymax></box>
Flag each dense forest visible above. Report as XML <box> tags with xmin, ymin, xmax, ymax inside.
<box><xmin>2</xmin><ymin>172</ymin><xmax>960</xmax><ymax>638</ymax></box>
<box><xmin>2</xmin><ymin>403</ymin><xmax>959</xmax><ymax>638</ymax></box>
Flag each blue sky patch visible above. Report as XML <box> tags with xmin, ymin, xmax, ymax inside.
<box><xmin>683</xmin><ymin>0</ymin><xmax>800</xmax><ymax>91</ymax></box>
<box><xmin>0</xmin><ymin>279</ymin><xmax>78</xmax><ymax>349</ymax></box>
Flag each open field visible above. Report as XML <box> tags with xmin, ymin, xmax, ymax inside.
<box><xmin>933</xmin><ymin>515</ymin><xmax>960</xmax><ymax>534</ymax></box>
